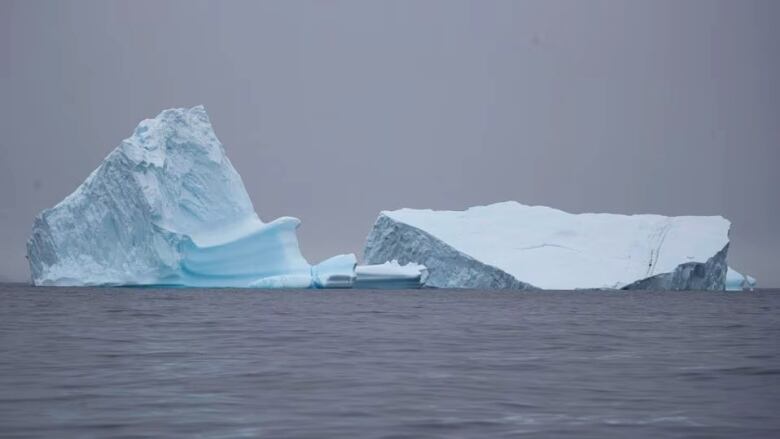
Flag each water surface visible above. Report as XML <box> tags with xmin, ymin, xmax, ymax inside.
<box><xmin>1</xmin><ymin>284</ymin><xmax>778</xmax><ymax>438</ymax></box>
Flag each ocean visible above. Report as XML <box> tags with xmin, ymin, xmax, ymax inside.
<box><xmin>0</xmin><ymin>284</ymin><xmax>778</xmax><ymax>438</ymax></box>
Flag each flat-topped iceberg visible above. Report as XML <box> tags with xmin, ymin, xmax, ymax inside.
<box><xmin>27</xmin><ymin>106</ymin><xmax>353</xmax><ymax>288</ymax></box>
<box><xmin>363</xmin><ymin>201</ymin><xmax>731</xmax><ymax>290</ymax></box>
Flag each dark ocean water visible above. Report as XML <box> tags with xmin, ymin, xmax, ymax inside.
<box><xmin>0</xmin><ymin>284</ymin><xmax>778</xmax><ymax>438</ymax></box>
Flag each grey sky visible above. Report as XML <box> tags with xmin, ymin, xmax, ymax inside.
<box><xmin>1</xmin><ymin>0</ymin><xmax>778</xmax><ymax>285</ymax></box>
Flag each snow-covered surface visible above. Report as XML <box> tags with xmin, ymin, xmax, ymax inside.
<box><xmin>726</xmin><ymin>267</ymin><xmax>757</xmax><ymax>291</ymax></box>
<box><xmin>354</xmin><ymin>260</ymin><xmax>428</xmax><ymax>289</ymax></box>
<box><xmin>311</xmin><ymin>254</ymin><xmax>357</xmax><ymax>289</ymax></box>
<box><xmin>364</xmin><ymin>202</ymin><xmax>731</xmax><ymax>290</ymax></box>
<box><xmin>27</xmin><ymin>106</ymin><xmax>353</xmax><ymax>288</ymax></box>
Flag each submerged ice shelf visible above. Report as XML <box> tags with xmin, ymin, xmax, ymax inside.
<box><xmin>364</xmin><ymin>202</ymin><xmax>736</xmax><ymax>290</ymax></box>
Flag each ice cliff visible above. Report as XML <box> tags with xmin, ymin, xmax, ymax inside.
<box><xmin>27</xmin><ymin>106</ymin><xmax>354</xmax><ymax>288</ymax></box>
<box><xmin>363</xmin><ymin>202</ymin><xmax>731</xmax><ymax>290</ymax></box>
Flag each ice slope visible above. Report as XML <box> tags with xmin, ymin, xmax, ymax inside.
<box><xmin>363</xmin><ymin>202</ymin><xmax>731</xmax><ymax>290</ymax></box>
<box><xmin>27</xmin><ymin>106</ymin><xmax>352</xmax><ymax>288</ymax></box>
<box><xmin>725</xmin><ymin>267</ymin><xmax>757</xmax><ymax>291</ymax></box>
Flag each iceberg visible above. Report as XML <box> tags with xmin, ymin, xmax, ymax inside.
<box><xmin>725</xmin><ymin>267</ymin><xmax>757</xmax><ymax>291</ymax></box>
<box><xmin>27</xmin><ymin>106</ymin><xmax>353</xmax><ymax>288</ymax></box>
<box><xmin>354</xmin><ymin>260</ymin><xmax>429</xmax><ymax>289</ymax></box>
<box><xmin>312</xmin><ymin>254</ymin><xmax>358</xmax><ymax>289</ymax></box>
<box><xmin>363</xmin><ymin>201</ymin><xmax>731</xmax><ymax>290</ymax></box>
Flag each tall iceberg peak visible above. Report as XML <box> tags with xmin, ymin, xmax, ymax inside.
<box><xmin>117</xmin><ymin>105</ymin><xmax>260</xmax><ymax>242</ymax></box>
<box><xmin>363</xmin><ymin>201</ymin><xmax>731</xmax><ymax>290</ymax></box>
<box><xmin>27</xmin><ymin>106</ymin><xmax>351</xmax><ymax>287</ymax></box>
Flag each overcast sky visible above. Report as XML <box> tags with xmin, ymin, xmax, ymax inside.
<box><xmin>1</xmin><ymin>0</ymin><xmax>778</xmax><ymax>285</ymax></box>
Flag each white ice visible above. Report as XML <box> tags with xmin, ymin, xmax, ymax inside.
<box><xmin>27</xmin><ymin>106</ymin><xmax>354</xmax><ymax>288</ymax></box>
<box><xmin>354</xmin><ymin>260</ymin><xmax>428</xmax><ymax>289</ymax></box>
<box><xmin>364</xmin><ymin>201</ymin><xmax>731</xmax><ymax>290</ymax></box>
<box><xmin>311</xmin><ymin>254</ymin><xmax>358</xmax><ymax>289</ymax></box>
